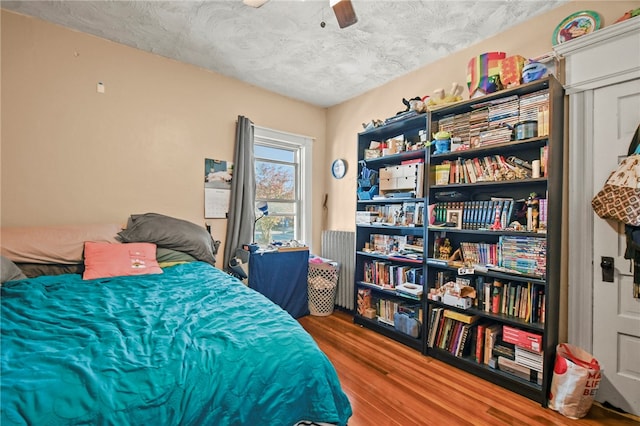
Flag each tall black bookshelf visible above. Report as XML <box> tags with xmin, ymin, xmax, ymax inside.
<box><xmin>423</xmin><ymin>76</ymin><xmax>563</xmax><ymax>405</ymax></box>
<box><xmin>353</xmin><ymin>113</ymin><xmax>429</xmax><ymax>352</ymax></box>
<box><xmin>352</xmin><ymin>76</ymin><xmax>564</xmax><ymax>405</ymax></box>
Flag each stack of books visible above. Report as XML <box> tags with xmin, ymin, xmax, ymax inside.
<box><xmin>519</xmin><ymin>89</ymin><xmax>549</xmax><ymax>136</ymax></box>
<box><xmin>469</xmin><ymin>107</ymin><xmax>489</xmax><ymax>147</ymax></box>
<box><xmin>499</xmin><ymin>236</ymin><xmax>547</xmax><ymax>278</ymax></box>
<box><xmin>487</xmin><ymin>95</ymin><xmax>519</xmax><ymax>130</ymax></box>
<box><xmin>436</xmin><ymin>112</ymin><xmax>472</xmax><ymax>147</ymax></box>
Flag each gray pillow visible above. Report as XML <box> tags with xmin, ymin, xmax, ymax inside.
<box><xmin>1</xmin><ymin>256</ymin><xmax>27</xmax><ymax>284</ymax></box>
<box><xmin>156</xmin><ymin>247</ymin><xmax>197</xmax><ymax>264</ymax></box>
<box><xmin>117</xmin><ymin>213</ymin><xmax>220</xmax><ymax>265</ymax></box>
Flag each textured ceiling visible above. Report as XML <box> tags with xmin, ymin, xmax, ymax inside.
<box><xmin>2</xmin><ymin>0</ymin><xmax>568</xmax><ymax>107</ymax></box>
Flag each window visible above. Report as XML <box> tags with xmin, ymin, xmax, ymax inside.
<box><xmin>253</xmin><ymin>126</ymin><xmax>312</xmax><ymax>247</ymax></box>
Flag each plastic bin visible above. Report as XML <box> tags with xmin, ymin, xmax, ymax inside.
<box><xmin>308</xmin><ymin>261</ymin><xmax>339</xmax><ymax>316</ymax></box>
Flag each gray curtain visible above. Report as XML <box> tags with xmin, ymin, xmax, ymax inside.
<box><xmin>223</xmin><ymin>116</ymin><xmax>256</xmax><ymax>269</ymax></box>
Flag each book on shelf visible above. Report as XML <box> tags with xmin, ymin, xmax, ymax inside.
<box><xmin>515</xmin><ymin>346</ymin><xmax>544</xmax><ymax>372</ymax></box>
<box><xmin>475</xmin><ymin>323</ymin><xmax>486</xmax><ymax>364</ymax></box>
<box><xmin>497</xmin><ymin>356</ymin><xmax>542</xmax><ymax>385</ymax></box>
<box><xmin>443</xmin><ymin>309</ymin><xmax>479</xmax><ymax>324</ymax></box>
<box><xmin>483</xmin><ymin>324</ymin><xmax>502</xmax><ymax>366</ymax></box>
<box><xmin>474</xmin><ymin>276</ymin><xmax>485</xmax><ymax>309</ymax></box>
<box><xmin>492</xmin><ymin>342</ymin><xmax>516</xmax><ymax>360</ymax></box>
<box><xmin>435</xmin><ymin>163</ymin><xmax>451</xmax><ymax>185</ymax></box>
<box><xmin>431</xmin><ymin>316</ymin><xmax>475</xmax><ymax>357</ymax></box>
<box><xmin>427</xmin><ymin>307</ymin><xmax>444</xmax><ymax>348</ymax></box>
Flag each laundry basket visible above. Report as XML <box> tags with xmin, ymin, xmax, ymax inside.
<box><xmin>308</xmin><ymin>260</ymin><xmax>339</xmax><ymax>316</ymax></box>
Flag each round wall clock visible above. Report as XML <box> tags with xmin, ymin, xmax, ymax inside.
<box><xmin>331</xmin><ymin>159</ymin><xmax>347</xmax><ymax>179</ymax></box>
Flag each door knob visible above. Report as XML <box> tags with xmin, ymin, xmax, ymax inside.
<box><xmin>601</xmin><ymin>256</ymin><xmax>614</xmax><ymax>282</ymax></box>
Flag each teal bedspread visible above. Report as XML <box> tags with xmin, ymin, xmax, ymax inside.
<box><xmin>1</xmin><ymin>262</ymin><xmax>352</xmax><ymax>425</ymax></box>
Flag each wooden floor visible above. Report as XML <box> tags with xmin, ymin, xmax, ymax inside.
<box><xmin>298</xmin><ymin>310</ymin><xmax>639</xmax><ymax>426</ymax></box>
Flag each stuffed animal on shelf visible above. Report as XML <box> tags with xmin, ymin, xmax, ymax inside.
<box><xmin>427</xmin><ymin>83</ymin><xmax>464</xmax><ymax>108</ymax></box>
<box><xmin>397</xmin><ymin>96</ymin><xmax>428</xmax><ymax>115</ymax></box>
<box><xmin>430</xmin><ymin>130</ymin><xmax>452</xmax><ymax>155</ymax></box>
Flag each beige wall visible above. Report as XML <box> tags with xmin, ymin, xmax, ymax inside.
<box><xmin>1</xmin><ymin>2</ymin><xmax>635</xmax><ymax>338</ymax></box>
<box><xmin>0</xmin><ymin>10</ymin><xmax>327</xmax><ymax>258</ymax></box>
<box><xmin>324</xmin><ymin>0</ymin><xmax>636</xmax><ymax>231</ymax></box>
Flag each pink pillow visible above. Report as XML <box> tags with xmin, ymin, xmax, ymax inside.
<box><xmin>83</xmin><ymin>242</ymin><xmax>163</xmax><ymax>280</ymax></box>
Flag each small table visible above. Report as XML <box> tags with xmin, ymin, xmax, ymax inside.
<box><xmin>248</xmin><ymin>248</ymin><xmax>310</xmax><ymax>318</ymax></box>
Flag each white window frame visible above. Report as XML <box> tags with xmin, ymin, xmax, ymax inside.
<box><xmin>253</xmin><ymin>126</ymin><xmax>313</xmax><ymax>248</ymax></box>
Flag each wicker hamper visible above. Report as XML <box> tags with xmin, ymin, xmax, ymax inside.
<box><xmin>307</xmin><ymin>261</ymin><xmax>339</xmax><ymax>316</ymax></box>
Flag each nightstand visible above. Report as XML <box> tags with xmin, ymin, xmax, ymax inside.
<box><xmin>248</xmin><ymin>248</ymin><xmax>310</xmax><ymax>318</ymax></box>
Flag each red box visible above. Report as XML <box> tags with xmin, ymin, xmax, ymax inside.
<box><xmin>502</xmin><ymin>325</ymin><xmax>543</xmax><ymax>353</ymax></box>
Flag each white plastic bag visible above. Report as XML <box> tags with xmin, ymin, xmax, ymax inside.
<box><xmin>548</xmin><ymin>343</ymin><xmax>601</xmax><ymax>419</ymax></box>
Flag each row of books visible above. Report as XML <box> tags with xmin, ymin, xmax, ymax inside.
<box><xmin>360</xmin><ymin>201</ymin><xmax>425</xmax><ymax>226</ymax></box>
<box><xmin>362</xmin><ymin>260</ymin><xmax>423</xmax><ymax>290</ymax></box>
<box><xmin>430</xmin><ymin>235</ymin><xmax>547</xmax><ymax>278</ymax></box>
<box><xmin>435</xmin><ymin>89</ymin><xmax>550</xmax><ymax>149</ymax></box>
<box><xmin>478</xmin><ymin>277</ymin><xmax>546</xmax><ymax>324</ymax></box>
<box><xmin>427</xmin><ymin>308</ymin><xmax>477</xmax><ymax>356</ymax></box>
<box><xmin>499</xmin><ymin>236</ymin><xmax>547</xmax><ymax>278</ymax></box>
<box><xmin>376</xmin><ymin>298</ymin><xmax>422</xmax><ymax>326</ymax></box>
<box><xmin>431</xmin><ymin>199</ymin><xmax>516</xmax><ymax>230</ymax></box>
<box><xmin>434</xmin><ymin>154</ymin><xmax>533</xmax><ymax>185</ymax></box>
<box><xmin>460</xmin><ymin>242</ymin><xmax>498</xmax><ymax>266</ymax></box>
<box><xmin>427</xmin><ymin>310</ymin><xmax>506</xmax><ymax>374</ymax></box>
<box><xmin>427</xmin><ymin>311</ymin><xmax>544</xmax><ymax>385</ymax></box>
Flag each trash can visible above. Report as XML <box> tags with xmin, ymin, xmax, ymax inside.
<box><xmin>308</xmin><ymin>260</ymin><xmax>339</xmax><ymax>316</ymax></box>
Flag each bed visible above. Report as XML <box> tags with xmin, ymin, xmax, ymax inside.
<box><xmin>0</xmin><ymin>215</ymin><xmax>352</xmax><ymax>425</ymax></box>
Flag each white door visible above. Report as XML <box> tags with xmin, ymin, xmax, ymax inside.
<box><xmin>592</xmin><ymin>78</ymin><xmax>640</xmax><ymax>416</ymax></box>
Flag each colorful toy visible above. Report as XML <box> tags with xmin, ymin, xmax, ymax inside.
<box><xmin>615</xmin><ymin>8</ymin><xmax>640</xmax><ymax>23</ymax></box>
<box><xmin>397</xmin><ymin>96</ymin><xmax>428</xmax><ymax>115</ymax></box>
<box><xmin>467</xmin><ymin>52</ymin><xmax>506</xmax><ymax>98</ymax></box>
<box><xmin>522</xmin><ymin>61</ymin><xmax>547</xmax><ymax>83</ymax></box>
<box><xmin>500</xmin><ymin>55</ymin><xmax>526</xmax><ymax>88</ymax></box>
<box><xmin>431</xmin><ymin>130</ymin><xmax>451</xmax><ymax>155</ymax></box>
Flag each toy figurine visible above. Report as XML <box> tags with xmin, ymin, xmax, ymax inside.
<box><xmin>431</xmin><ymin>130</ymin><xmax>451</xmax><ymax>155</ymax></box>
<box><xmin>526</xmin><ymin>192</ymin><xmax>540</xmax><ymax>231</ymax></box>
<box><xmin>522</xmin><ymin>61</ymin><xmax>547</xmax><ymax>83</ymax></box>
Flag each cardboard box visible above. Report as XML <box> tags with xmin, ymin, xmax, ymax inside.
<box><xmin>502</xmin><ymin>325</ymin><xmax>543</xmax><ymax>353</ymax></box>
<box><xmin>363</xmin><ymin>307</ymin><xmax>377</xmax><ymax>319</ymax></box>
<box><xmin>443</xmin><ymin>294</ymin><xmax>472</xmax><ymax>310</ymax></box>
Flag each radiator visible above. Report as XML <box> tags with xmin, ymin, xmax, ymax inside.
<box><xmin>321</xmin><ymin>230</ymin><xmax>355</xmax><ymax>310</ymax></box>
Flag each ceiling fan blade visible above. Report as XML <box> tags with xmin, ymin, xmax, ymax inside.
<box><xmin>330</xmin><ymin>0</ymin><xmax>358</xmax><ymax>29</ymax></box>
<box><xmin>243</xmin><ymin>0</ymin><xmax>269</xmax><ymax>8</ymax></box>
